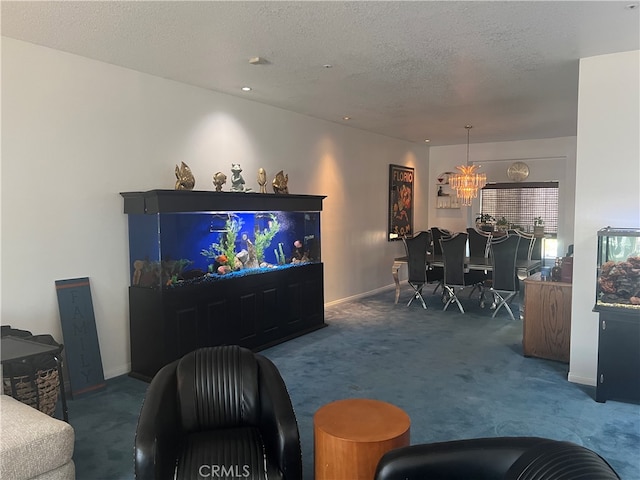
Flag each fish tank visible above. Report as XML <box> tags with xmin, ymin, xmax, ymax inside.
<box><xmin>595</xmin><ymin>227</ymin><xmax>640</xmax><ymax>311</ymax></box>
<box><xmin>121</xmin><ymin>190</ymin><xmax>324</xmax><ymax>290</ymax></box>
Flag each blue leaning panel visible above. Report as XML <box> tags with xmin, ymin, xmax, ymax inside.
<box><xmin>55</xmin><ymin>277</ymin><xmax>106</xmax><ymax>397</ymax></box>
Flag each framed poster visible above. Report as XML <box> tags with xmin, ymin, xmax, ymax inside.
<box><xmin>388</xmin><ymin>164</ymin><xmax>414</xmax><ymax>241</ymax></box>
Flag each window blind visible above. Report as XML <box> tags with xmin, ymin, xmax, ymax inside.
<box><xmin>480</xmin><ymin>182</ymin><xmax>559</xmax><ymax>233</ymax></box>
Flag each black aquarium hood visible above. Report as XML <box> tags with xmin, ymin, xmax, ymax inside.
<box><xmin>120</xmin><ymin>189</ymin><xmax>326</xmax><ymax>214</ymax></box>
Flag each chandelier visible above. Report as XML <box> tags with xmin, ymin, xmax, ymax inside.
<box><xmin>449</xmin><ymin>125</ymin><xmax>486</xmax><ymax>206</ymax></box>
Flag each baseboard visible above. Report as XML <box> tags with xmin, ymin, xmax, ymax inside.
<box><xmin>324</xmin><ymin>284</ymin><xmax>398</xmax><ymax>308</ymax></box>
<box><xmin>104</xmin><ymin>364</ymin><xmax>131</xmax><ymax>380</ymax></box>
<box><xmin>568</xmin><ymin>372</ymin><xmax>596</xmax><ymax>387</ymax></box>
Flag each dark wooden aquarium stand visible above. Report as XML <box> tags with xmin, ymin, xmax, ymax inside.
<box><xmin>593</xmin><ymin>227</ymin><xmax>640</xmax><ymax>404</ymax></box>
<box><xmin>121</xmin><ymin>190</ymin><xmax>327</xmax><ymax>382</ymax></box>
<box><xmin>595</xmin><ymin>307</ymin><xmax>640</xmax><ymax>404</ymax></box>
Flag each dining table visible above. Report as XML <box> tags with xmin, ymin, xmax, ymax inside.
<box><xmin>392</xmin><ymin>254</ymin><xmax>541</xmax><ymax>304</ymax></box>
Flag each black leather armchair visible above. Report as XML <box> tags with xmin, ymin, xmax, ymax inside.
<box><xmin>135</xmin><ymin>345</ymin><xmax>302</xmax><ymax>480</ymax></box>
<box><xmin>374</xmin><ymin>437</ymin><xmax>619</xmax><ymax>480</ymax></box>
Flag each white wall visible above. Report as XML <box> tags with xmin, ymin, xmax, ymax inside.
<box><xmin>569</xmin><ymin>50</ymin><xmax>640</xmax><ymax>386</ymax></box>
<box><xmin>1</xmin><ymin>38</ymin><xmax>428</xmax><ymax>378</ymax></box>
<box><xmin>4</xmin><ymin>38</ymin><xmax>636</xmax><ymax>385</ymax></box>
<box><xmin>428</xmin><ymin>137</ymin><xmax>577</xmax><ymax>255</ymax></box>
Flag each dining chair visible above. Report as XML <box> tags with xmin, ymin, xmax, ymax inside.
<box><xmin>465</xmin><ymin>228</ymin><xmax>492</xmax><ymax>298</ymax></box>
<box><xmin>439</xmin><ymin>232</ymin><xmax>468</xmax><ymax>313</ymax></box>
<box><xmin>509</xmin><ymin>229</ymin><xmax>537</xmax><ymax>280</ymax></box>
<box><xmin>487</xmin><ymin>234</ymin><xmax>521</xmax><ymax>320</ymax></box>
<box><xmin>509</xmin><ymin>229</ymin><xmax>536</xmax><ymax>261</ymax></box>
<box><xmin>466</xmin><ymin>227</ymin><xmax>492</xmax><ymax>258</ymax></box>
<box><xmin>402</xmin><ymin>231</ymin><xmax>431</xmax><ymax>309</ymax></box>
<box><xmin>430</xmin><ymin>227</ymin><xmax>451</xmax><ymax>255</ymax></box>
<box><xmin>430</xmin><ymin>227</ymin><xmax>450</xmax><ymax>293</ymax></box>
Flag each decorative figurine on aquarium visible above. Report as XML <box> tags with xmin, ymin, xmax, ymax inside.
<box><xmin>257</xmin><ymin>168</ymin><xmax>267</xmax><ymax>193</ymax></box>
<box><xmin>212</xmin><ymin>171</ymin><xmax>227</xmax><ymax>192</ymax></box>
<box><xmin>272</xmin><ymin>170</ymin><xmax>289</xmax><ymax>194</ymax></box>
<box><xmin>230</xmin><ymin>164</ymin><xmax>251</xmax><ymax>192</ymax></box>
<box><xmin>175</xmin><ymin>162</ymin><xmax>195</xmax><ymax>190</ymax></box>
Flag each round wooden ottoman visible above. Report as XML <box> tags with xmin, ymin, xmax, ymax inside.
<box><xmin>314</xmin><ymin>398</ymin><xmax>411</xmax><ymax>480</ymax></box>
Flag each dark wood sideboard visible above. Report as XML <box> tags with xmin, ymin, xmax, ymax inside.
<box><xmin>121</xmin><ymin>190</ymin><xmax>326</xmax><ymax>381</ymax></box>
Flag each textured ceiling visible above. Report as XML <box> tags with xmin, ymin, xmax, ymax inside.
<box><xmin>2</xmin><ymin>1</ymin><xmax>639</xmax><ymax>146</ymax></box>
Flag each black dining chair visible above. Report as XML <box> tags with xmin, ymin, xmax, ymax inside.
<box><xmin>402</xmin><ymin>231</ymin><xmax>431</xmax><ymax>309</ymax></box>
<box><xmin>430</xmin><ymin>227</ymin><xmax>451</xmax><ymax>255</ymax></box>
<box><xmin>509</xmin><ymin>229</ymin><xmax>536</xmax><ymax>261</ymax></box>
<box><xmin>466</xmin><ymin>228</ymin><xmax>492</xmax><ymax>298</ymax></box>
<box><xmin>509</xmin><ymin>229</ymin><xmax>537</xmax><ymax>281</ymax></box>
<box><xmin>466</xmin><ymin>227</ymin><xmax>492</xmax><ymax>258</ymax></box>
<box><xmin>487</xmin><ymin>234</ymin><xmax>521</xmax><ymax>320</ymax></box>
<box><xmin>439</xmin><ymin>232</ymin><xmax>468</xmax><ymax>313</ymax></box>
<box><xmin>430</xmin><ymin>227</ymin><xmax>450</xmax><ymax>293</ymax></box>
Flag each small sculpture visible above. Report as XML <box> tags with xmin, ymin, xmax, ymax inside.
<box><xmin>175</xmin><ymin>161</ymin><xmax>195</xmax><ymax>190</ymax></box>
<box><xmin>212</xmin><ymin>171</ymin><xmax>227</xmax><ymax>192</ymax></box>
<box><xmin>257</xmin><ymin>168</ymin><xmax>267</xmax><ymax>193</ymax></box>
<box><xmin>230</xmin><ymin>163</ymin><xmax>251</xmax><ymax>192</ymax></box>
<box><xmin>272</xmin><ymin>170</ymin><xmax>289</xmax><ymax>194</ymax></box>
<box><xmin>236</xmin><ymin>249</ymin><xmax>249</xmax><ymax>266</ymax></box>
<box><xmin>132</xmin><ymin>260</ymin><xmax>145</xmax><ymax>286</ymax></box>
<box><xmin>291</xmin><ymin>240</ymin><xmax>309</xmax><ymax>263</ymax></box>
<box><xmin>244</xmin><ymin>238</ymin><xmax>259</xmax><ymax>269</ymax></box>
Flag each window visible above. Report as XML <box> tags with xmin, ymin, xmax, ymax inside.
<box><xmin>480</xmin><ymin>182</ymin><xmax>559</xmax><ymax>234</ymax></box>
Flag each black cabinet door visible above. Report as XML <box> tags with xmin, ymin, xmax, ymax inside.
<box><xmin>596</xmin><ymin>311</ymin><xmax>640</xmax><ymax>403</ymax></box>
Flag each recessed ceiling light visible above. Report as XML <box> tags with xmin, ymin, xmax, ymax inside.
<box><xmin>424</xmin><ymin>139</ymin><xmax>431</xmax><ymax>143</ymax></box>
<box><xmin>323</xmin><ymin>64</ymin><xmax>333</xmax><ymax>68</ymax></box>
<box><xmin>343</xmin><ymin>116</ymin><xmax>351</xmax><ymax>121</ymax></box>
<box><xmin>241</xmin><ymin>86</ymin><xmax>252</xmax><ymax>92</ymax></box>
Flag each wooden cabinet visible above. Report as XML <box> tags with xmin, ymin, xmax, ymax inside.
<box><xmin>595</xmin><ymin>308</ymin><xmax>640</xmax><ymax>403</ymax></box>
<box><xmin>129</xmin><ymin>263</ymin><xmax>325</xmax><ymax>381</ymax></box>
<box><xmin>523</xmin><ymin>276</ymin><xmax>572</xmax><ymax>362</ymax></box>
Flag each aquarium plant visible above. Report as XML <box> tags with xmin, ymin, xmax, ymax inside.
<box><xmin>274</xmin><ymin>242</ymin><xmax>286</xmax><ymax>265</ymax></box>
<box><xmin>201</xmin><ymin>216</ymin><xmax>244</xmax><ymax>271</ymax></box>
<box><xmin>254</xmin><ymin>214</ymin><xmax>280</xmax><ymax>263</ymax></box>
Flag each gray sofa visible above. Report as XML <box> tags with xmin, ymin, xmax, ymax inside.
<box><xmin>0</xmin><ymin>395</ymin><xmax>75</xmax><ymax>480</ymax></box>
